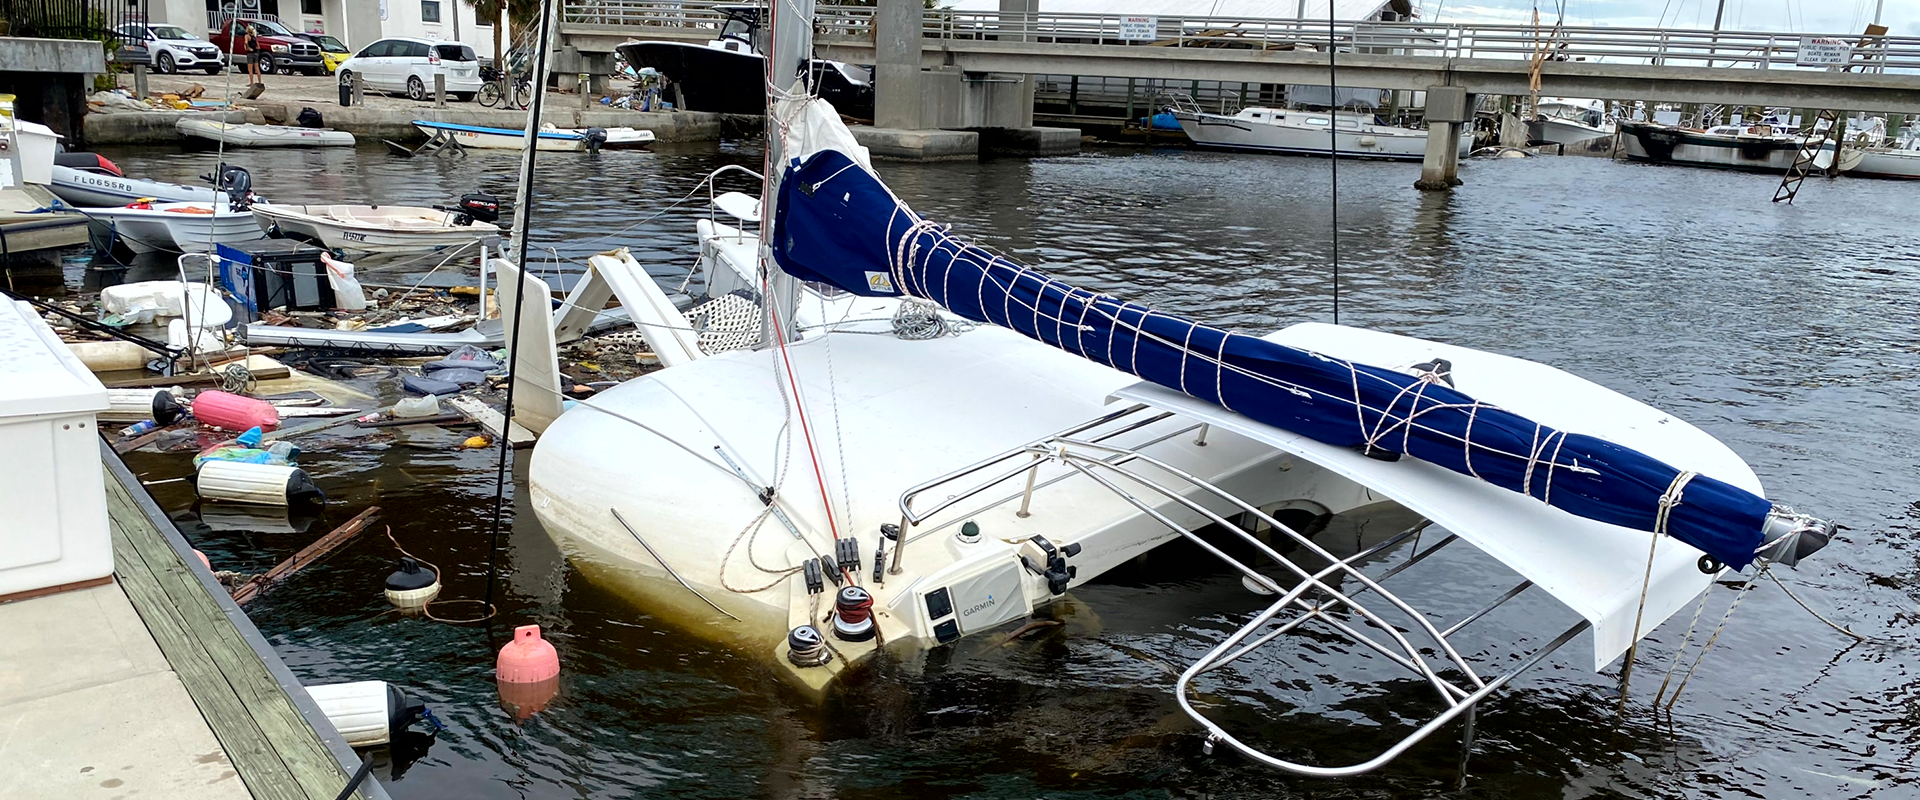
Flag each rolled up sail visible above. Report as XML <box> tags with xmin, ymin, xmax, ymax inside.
<box><xmin>771</xmin><ymin>147</ymin><xmax>1778</xmax><ymax>570</ymax></box>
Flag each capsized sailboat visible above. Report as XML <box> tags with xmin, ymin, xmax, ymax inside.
<box><xmin>512</xmin><ymin>2</ymin><xmax>1834</xmax><ymax>777</ymax></box>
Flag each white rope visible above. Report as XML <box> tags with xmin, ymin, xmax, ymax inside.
<box><xmin>1617</xmin><ymin>470</ymin><xmax>1695</xmax><ymax>701</ymax></box>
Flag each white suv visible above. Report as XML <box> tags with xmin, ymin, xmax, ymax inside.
<box><xmin>115</xmin><ymin>23</ymin><xmax>225</xmax><ymax>75</ymax></box>
<box><xmin>336</xmin><ymin>38</ymin><xmax>483</xmax><ymax>102</ymax></box>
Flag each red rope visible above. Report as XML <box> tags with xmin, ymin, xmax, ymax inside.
<box><xmin>764</xmin><ymin>274</ymin><xmax>842</xmax><ymax>543</ymax></box>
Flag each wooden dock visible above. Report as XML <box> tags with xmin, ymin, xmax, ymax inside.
<box><xmin>101</xmin><ymin>443</ymin><xmax>386</xmax><ymax>800</ymax></box>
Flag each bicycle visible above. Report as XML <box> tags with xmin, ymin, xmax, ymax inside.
<box><xmin>477</xmin><ymin>67</ymin><xmax>532</xmax><ymax>110</ymax></box>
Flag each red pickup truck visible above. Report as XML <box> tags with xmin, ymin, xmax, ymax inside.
<box><xmin>209</xmin><ymin>17</ymin><xmax>325</xmax><ymax>76</ymax></box>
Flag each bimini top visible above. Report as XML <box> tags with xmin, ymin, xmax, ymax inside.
<box><xmin>1110</xmin><ymin>322</ymin><xmax>1748</xmax><ymax>670</ymax></box>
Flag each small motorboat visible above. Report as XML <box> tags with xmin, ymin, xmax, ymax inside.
<box><xmin>411</xmin><ymin>120</ymin><xmax>655</xmax><ymax>152</ymax></box>
<box><xmin>81</xmin><ymin>165</ymin><xmax>267</xmax><ymax>254</ymax></box>
<box><xmin>252</xmin><ymin>192</ymin><xmax>504</xmax><ymax>254</ymax></box>
<box><xmin>177</xmin><ymin>118</ymin><xmax>356</xmax><ymax>148</ymax></box>
<box><xmin>84</xmin><ymin>199</ymin><xmax>269</xmax><ymax>253</ymax></box>
<box><xmin>49</xmin><ymin>152</ymin><xmax>223</xmax><ymax>207</ymax></box>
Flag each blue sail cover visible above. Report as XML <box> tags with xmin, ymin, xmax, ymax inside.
<box><xmin>771</xmin><ymin>149</ymin><xmax>1772</xmax><ymax>569</ymax></box>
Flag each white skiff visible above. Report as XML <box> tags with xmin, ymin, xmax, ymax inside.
<box><xmin>252</xmin><ymin>203</ymin><xmax>502</xmax><ymax>254</ymax></box>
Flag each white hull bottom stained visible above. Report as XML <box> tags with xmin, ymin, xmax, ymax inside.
<box><xmin>526</xmin><ymin>322</ymin><xmax>1330</xmax><ymax>692</ymax></box>
<box><xmin>83</xmin><ymin>202</ymin><xmax>268</xmax><ymax>253</ymax></box>
<box><xmin>1172</xmin><ymin>107</ymin><xmax>1465</xmax><ymax>161</ymax></box>
<box><xmin>524</xmin><ymin>310</ymin><xmax>1760</xmax><ymax>696</ymax></box>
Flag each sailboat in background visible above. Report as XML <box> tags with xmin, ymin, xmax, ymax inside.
<box><xmin>494</xmin><ymin>0</ymin><xmax>1835</xmax><ymax>778</ymax></box>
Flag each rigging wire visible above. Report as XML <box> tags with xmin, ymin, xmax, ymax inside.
<box><xmin>483</xmin><ymin>0</ymin><xmax>557</xmax><ymax>616</ymax></box>
<box><xmin>1327</xmin><ymin>0</ymin><xmax>1342</xmax><ymax>325</ymax></box>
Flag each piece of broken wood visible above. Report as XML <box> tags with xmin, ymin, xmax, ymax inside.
<box><xmin>231</xmin><ymin>507</ymin><xmax>379</xmax><ymax>606</ymax></box>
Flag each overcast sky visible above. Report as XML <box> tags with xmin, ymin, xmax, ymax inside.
<box><xmin>1430</xmin><ymin>0</ymin><xmax>1910</xmax><ymax>33</ymax></box>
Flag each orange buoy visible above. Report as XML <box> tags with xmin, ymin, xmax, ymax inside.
<box><xmin>194</xmin><ymin>550</ymin><xmax>211</xmax><ymax>569</ymax></box>
<box><xmin>496</xmin><ymin>624</ymin><xmax>559</xmax><ymax>683</ymax></box>
<box><xmin>497</xmin><ymin>676</ymin><xmax>559</xmax><ymax>722</ymax></box>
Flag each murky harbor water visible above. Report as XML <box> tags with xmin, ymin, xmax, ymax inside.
<box><xmin>90</xmin><ymin>140</ymin><xmax>1920</xmax><ymax>799</ymax></box>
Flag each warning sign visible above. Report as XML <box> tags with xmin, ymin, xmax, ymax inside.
<box><xmin>1795</xmin><ymin>37</ymin><xmax>1853</xmax><ymax>67</ymax></box>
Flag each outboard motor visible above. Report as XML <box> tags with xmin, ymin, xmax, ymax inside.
<box><xmin>200</xmin><ymin>164</ymin><xmax>254</xmax><ymax>210</ymax></box>
<box><xmin>449</xmin><ymin>192</ymin><xmax>500</xmax><ymax>227</ymax></box>
<box><xmin>583</xmin><ymin>127</ymin><xmax>608</xmax><ymax>154</ymax></box>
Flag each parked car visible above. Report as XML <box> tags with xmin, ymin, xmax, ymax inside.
<box><xmin>296</xmin><ymin>33</ymin><xmax>352</xmax><ymax>74</ymax></box>
<box><xmin>209</xmin><ymin>17</ymin><xmax>325</xmax><ymax>76</ymax></box>
<box><xmin>114</xmin><ymin>23</ymin><xmax>224</xmax><ymax>75</ymax></box>
<box><xmin>336</xmin><ymin>38</ymin><xmax>482</xmax><ymax>102</ymax></box>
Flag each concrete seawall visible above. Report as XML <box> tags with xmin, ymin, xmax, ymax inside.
<box><xmin>85</xmin><ymin>108</ymin><xmax>741</xmax><ymax>146</ymax></box>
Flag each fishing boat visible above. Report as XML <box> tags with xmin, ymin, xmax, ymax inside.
<box><xmin>501</xmin><ymin>2</ymin><xmax>1835</xmax><ymax>777</ymax></box>
<box><xmin>48</xmin><ymin>153</ymin><xmax>224</xmax><ymax>207</ymax></box>
<box><xmin>411</xmin><ymin>120</ymin><xmax>655</xmax><ymax>152</ymax></box>
<box><xmin>613</xmin><ymin>4</ymin><xmax>874</xmax><ymax>117</ymax></box>
<box><xmin>1169</xmin><ymin>103</ymin><xmax>1467</xmax><ymax>161</ymax></box>
<box><xmin>251</xmin><ymin>194</ymin><xmax>502</xmax><ymax>254</ymax></box>
<box><xmin>1528</xmin><ymin>97</ymin><xmax>1613</xmax><ymax>144</ymax></box>
<box><xmin>177</xmin><ymin>118</ymin><xmax>356</xmax><ymax>147</ymax></box>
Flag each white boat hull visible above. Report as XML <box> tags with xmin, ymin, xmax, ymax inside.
<box><xmin>1531</xmin><ymin>115</ymin><xmax>1614</xmax><ymax>145</ymax></box>
<box><xmin>413</xmin><ymin>122</ymin><xmax>655</xmax><ymax>151</ymax></box>
<box><xmin>177</xmin><ymin>118</ymin><xmax>356</xmax><ymax>148</ymax></box>
<box><xmin>252</xmin><ymin>203</ymin><xmax>501</xmax><ymax>254</ymax></box>
<box><xmin>83</xmin><ymin>202</ymin><xmax>268</xmax><ymax>253</ymax></box>
<box><xmin>1618</xmin><ymin>121</ymin><xmax>1801</xmax><ymax>172</ymax></box>
<box><xmin>1173</xmin><ymin>109</ymin><xmax>1464</xmax><ymax>161</ymax></box>
<box><xmin>49</xmin><ymin>165</ymin><xmax>220</xmax><ymax>208</ymax></box>
<box><xmin>1847</xmin><ymin>147</ymin><xmax>1920</xmax><ymax>179</ymax></box>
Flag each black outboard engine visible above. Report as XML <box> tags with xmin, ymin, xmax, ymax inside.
<box><xmin>200</xmin><ymin>164</ymin><xmax>254</xmax><ymax>210</ymax></box>
<box><xmin>449</xmin><ymin>192</ymin><xmax>500</xmax><ymax>227</ymax></box>
<box><xmin>583</xmin><ymin>127</ymin><xmax>608</xmax><ymax>154</ymax></box>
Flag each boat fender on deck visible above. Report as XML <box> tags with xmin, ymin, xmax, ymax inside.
<box><xmin>304</xmin><ymin>681</ymin><xmax>428</xmax><ymax>748</ymax></box>
<box><xmin>194</xmin><ymin>460</ymin><xmax>325</xmax><ymax>507</ymax></box>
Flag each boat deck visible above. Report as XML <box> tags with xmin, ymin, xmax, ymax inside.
<box><xmin>0</xmin><ymin>445</ymin><xmax>383</xmax><ymax>800</ymax></box>
<box><xmin>0</xmin><ymin>184</ymin><xmax>88</xmax><ymax>253</ymax></box>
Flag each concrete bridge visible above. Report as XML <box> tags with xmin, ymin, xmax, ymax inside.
<box><xmin>560</xmin><ymin>0</ymin><xmax>1920</xmax><ymax>181</ymax></box>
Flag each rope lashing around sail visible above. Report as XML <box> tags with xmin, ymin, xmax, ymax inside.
<box><xmin>1619</xmin><ymin>471</ymin><xmax>1697</xmax><ymax>699</ymax></box>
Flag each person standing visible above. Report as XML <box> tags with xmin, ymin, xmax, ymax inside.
<box><xmin>240</xmin><ymin>24</ymin><xmax>262</xmax><ymax>83</ymax></box>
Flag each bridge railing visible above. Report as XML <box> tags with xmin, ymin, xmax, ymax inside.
<box><xmin>559</xmin><ymin>1</ymin><xmax>1920</xmax><ymax>72</ymax></box>
<box><xmin>561</xmin><ymin>0</ymin><xmax>737</xmax><ymax>31</ymax></box>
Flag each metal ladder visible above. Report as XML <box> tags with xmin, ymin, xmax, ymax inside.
<box><xmin>1774</xmin><ymin>109</ymin><xmax>1839</xmax><ymax>204</ymax></box>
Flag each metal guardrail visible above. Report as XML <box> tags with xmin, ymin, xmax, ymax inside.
<box><xmin>561</xmin><ymin>0</ymin><xmax>1917</xmax><ymax>72</ymax></box>
<box><xmin>9</xmin><ymin>0</ymin><xmax>151</xmax><ymax>64</ymax></box>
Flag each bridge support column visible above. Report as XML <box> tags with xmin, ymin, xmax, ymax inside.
<box><xmin>1416</xmin><ymin>86</ymin><xmax>1469</xmax><ymax>191</ymax></box>
<box><xmin>875</xmin><ymin>0</ymin><xmax>923</xmax><ymax>130</ymax></box>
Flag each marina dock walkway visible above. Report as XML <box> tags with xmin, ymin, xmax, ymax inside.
<box><xmin>0</xmin><ymin>446</ymin><xmax>383</xmax><ymax>800</ymax></box>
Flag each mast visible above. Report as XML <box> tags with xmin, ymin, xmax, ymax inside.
<box><xmin>758</xmin><ymin>0</ymin><xmax>814</xmax><ymax>348</ymax></box>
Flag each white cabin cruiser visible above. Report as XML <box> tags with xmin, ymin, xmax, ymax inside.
<box><xmin>500</xmin><ymin>7</ymin><xmax>1834</xmax><ymax>777</ymax></box>
<box><xmin>1170</xmin><ymin>104</ymin><xmax>1467</xmax><ymax>161</ymax></box>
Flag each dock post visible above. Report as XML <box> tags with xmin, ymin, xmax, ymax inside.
<box><xmin>1416</xmin><ymin>86</ymin><xmax>1468</xmax><ymax>191</ymax></box>
<box><xmin>434</xmin><ymin>73</ymin><xmax>446</xmax><ymax>107</ymax></box>
<box><xmin>132</xmin><ymin>64</ymin><xmax>147</xmax><ymax>100</ymax></box>
<box><xmin>579</xmin><ymin>73</ymin><xmax>591</xmax><ymax>109</ymax></box>
<box><xmin>874</xmin><ymin>0</ymin><xmax>924</xmax><ymax>129</ymax></box>
<box><xmin>351</xmin><ymin>72</ymin><xmax>365</xmax><ymax>107</ymax></box>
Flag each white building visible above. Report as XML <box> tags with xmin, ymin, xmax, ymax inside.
<box><xmin>148</xmin><ymin>0</ymin><xmax>501</xmax><ymax>58</ymax></box>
